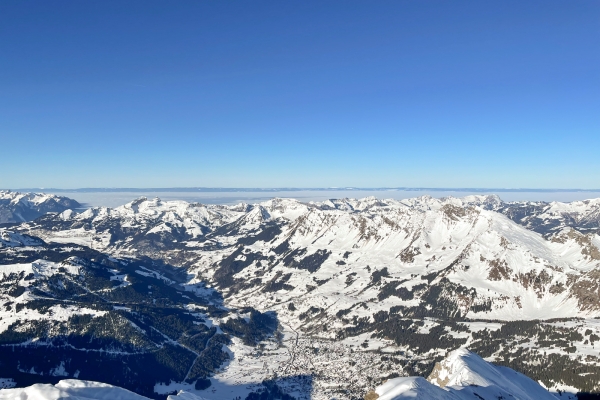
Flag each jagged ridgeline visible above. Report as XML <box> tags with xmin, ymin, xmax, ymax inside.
<box><xmin>0</xmin><ymin>236</ymin><xmax>278</xmax><ymax>399</ymax></box>
<box><xmin>3</xmin><ymin>194</ymin><xmax>600</xmax><ymax>399</ymax></box>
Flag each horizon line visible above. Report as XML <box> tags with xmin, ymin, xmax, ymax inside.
<box><xmin>6</xmin><ymin>187</ymin><xmax>600</xmax><ymax>193</ymax></box>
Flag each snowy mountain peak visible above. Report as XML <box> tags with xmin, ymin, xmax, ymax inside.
<box><xmin>373</xmin><ymin>349</ymin><xmax>558</xmax><ymax>400</ymax></box>
<box><xmin>0</xmin><ymin>191</ymin><xmax>80</xmax><ymax>223</ymax></box>
<box><xmin>260</xmin><ymin>197</ymin><xmax>309</xmax><ymax>220</ymax></box>
<box><xmin>427</xmin><ymin>348</ymin><xmax>558</xmax><ymax>400</ymax></box>
<box><xmin>373</xmin><ymin>376</ymin><xmax>453</xmax><ymax>400</ymax></box>
<box><xmin>245</xmin><ymin>205</ymin><xmax>272</xmax><ymax>224</ymax></box>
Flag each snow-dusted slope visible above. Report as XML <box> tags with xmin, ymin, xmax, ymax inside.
<box><xmin>0</xmin><ymin>236</ymin><xmax>297</xmax><ymax>400</ymax></box>
<box><xmin>0</xmin><ymin>258</ymin><xmax>104</xmax><ymax>336</ymax></box>
<box><xmin>0</xmin><ymin>191</ymin><xmax>80</xmax><ymax>224</ymax></box>
<box><xmin>0</xmin><ymin>229</ymin><xmax>43</xmax><ymax>247</ymax></box>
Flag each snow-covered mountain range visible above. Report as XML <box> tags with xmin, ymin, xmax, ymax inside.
<box><xmin>20</xmin><ymin>195</ymin><xmax>600</xmax><ymax>319</ymax></box>
<box><xmin>3</xmin><ymin>193</ymin><xmax>600</xmax><ymax>399</ymax></box>
<box><xmin>0</xmin><ymin>191</ymin><xmax>80</xmax><ymax>224</ymax></box>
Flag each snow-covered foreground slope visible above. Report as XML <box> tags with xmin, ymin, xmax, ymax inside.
<box><xmin>374</xmin><ymin>349</ymin><xmax>559</xmax><ymax>400</ymax></box>
<box><xmin>0</xmin><ymin>379</ymin><xmax>208</xmax><ymax>400</ymax></box>
<box><xmin>372</xmin><ymin>377</ymin><xmax>456</xmax><ymax>400</ymax></box>
<box><xmin>0</xmin><ymin>191</ymin><xmax>80</xmax><ymax>224</ymax></box>
<box><xmin>0</xmin><ymin>379</ymin><xmax>151</xmax><ymax>399</ymax></box>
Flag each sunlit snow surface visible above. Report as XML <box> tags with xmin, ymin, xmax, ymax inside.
<box><xmin>0</xmin><ymin>379</ymin><xmax>210</xmax><ymax>400</ymax></box>
<box><xmin>0</xmin><ymin>379</ymin><xmax>151</xmax><ymax>399</ymax></box>
<box><xmin>374</xmin><ymin>349</ymin><xmax>563</xmax><ymax>400</ymax></box>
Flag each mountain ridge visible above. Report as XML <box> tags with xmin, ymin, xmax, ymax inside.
<box><xmin>0</xmin><ymin>191</ymin><xmax>80</xmax><ymax>224</ymax></box>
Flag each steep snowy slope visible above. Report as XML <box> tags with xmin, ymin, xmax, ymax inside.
<box><xmin>0</xmin><ymin>191</ymin><xmax>80</xmax><ymax>224</ymax></box>
<box><xmin>428</xmin><ymin>348</ymin><xmax>557</xmax><ymax>400</ymax></box>
<box><xmin>373</xmin><ymin>349</ymin><xmax>558</xmax><ymax>400</ymax></box>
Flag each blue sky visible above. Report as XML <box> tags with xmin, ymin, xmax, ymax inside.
<box><xmin>1</xmin><ymin>1</ymin><xmax>599</xmax><ymax>189</ymax></box>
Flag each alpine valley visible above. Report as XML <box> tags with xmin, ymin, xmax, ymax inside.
<box><xmin>2</xmin><ymin>191</ymin><xmax>600</xmax><ymax>399</ymax></box>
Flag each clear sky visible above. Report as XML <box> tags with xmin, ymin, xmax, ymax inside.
<box><xmin>1</xmin><ymin>1</ymin><xmax>599</xmax><ymax>189</ymax></box>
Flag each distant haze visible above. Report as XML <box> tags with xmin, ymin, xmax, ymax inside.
<box><xmin>12</xmin><ymin>188</ymin><xmax>600</xmax><ymax>208</ymax></box>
